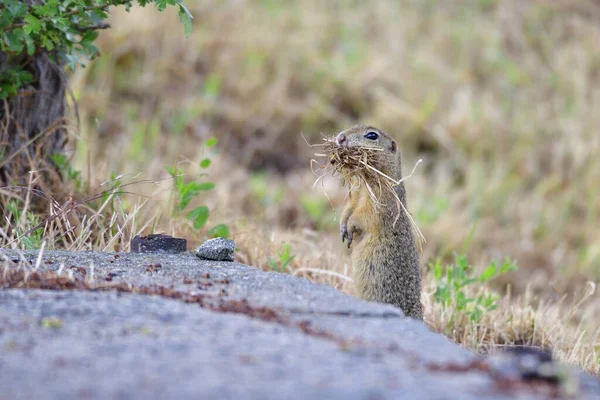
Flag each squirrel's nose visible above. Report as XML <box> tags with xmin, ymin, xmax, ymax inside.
<box><xmin>336</xmin><ymin>133</ymin><xmax>347</xmax><ymax>146</ymax></box>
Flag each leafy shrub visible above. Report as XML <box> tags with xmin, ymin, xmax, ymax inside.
<box><xmin>431</xmin><ymin>253</ymin><xmax>518</xmax><ymax>324</ymax></box>
<box><xmin>165</xmin><ymin>137</ymin><xmax>229</xmax><ymax>238</ymax></box>
<box><xmin>0</xmin><ymin>0</ymin><xmax>192</xmax><ymax>99</ymax></box>
<box><xmin>267</xmin><ymin>242</ymin><xmax>296</xmax><ymax>272</ymax></box>
<box><xmin>50</xmin><ymin>152</ymin><xmax>83</xmax><ymax>191</ymax></box>
<box><xmin>4</xmin><ymin>199</ymin><xmax>43</xmax><ymax>249</ymax></box>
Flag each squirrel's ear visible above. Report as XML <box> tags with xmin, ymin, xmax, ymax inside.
<box><xmin>390</xmin><ymin>140</ymin><xmax>397</xmax><ymax>153</ymax></box>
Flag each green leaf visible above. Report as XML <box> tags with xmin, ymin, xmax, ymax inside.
<box><xmin>165</xmin><ymin>165</ymin><xmax>184</xmax><ymax>192</ymax></box>
<box><xmin>91</xmin><ymin>8</ymin><xmax>109</xmax><ymax>21</ymax></box>
<box><xmin>176</xmin><ymin>0</ymin><xmax>194</xmax><ymax>19</ymax></box>
<box><xmin>433</xmin><ymin>287</ymin><xmax>448</xmax><ymax>304</ymax></box>
<box><xmin>207</xmin><ymin>224</ymin><xmax>229</xmax><ymax>239</ymax></box>
<box><xmin>165</xmin><ymin>165</ymin><xmax>180</xmax><ymax>177</ymax></box>
<box><xmin>64</xmin><ymin>54</ymin><xmax>80</xmax><ymax>70</ymax></box>
<box><xmin>53</xmin><ymin>17</ymin><xmax>71</xmax><ymax>31</ymax></box>
<box><xmin>40</xmin><ymin>35</ymin><xmax>55</xmax><ymax>51</ymax></box>
<box><xmin>6</xmin><ymin>2</ymin><xmax>29</xmax><ymax>18</ymax></box>
<box><xmin>38</xmin><ymin>0</ymin><xmax>59</xmax><ymax>18</ymax></box>
<box><xmin>178</xmin><ymin>193</ymin><xmax>193</xmax><ymax>211</ymax></box>
<box><xmin>19</xmin><ymin>70</ymin><xmax>33</xmax><ymax>84</ymax></box>
<box><xmin>185</xmin><ymin>182</ymin><xmax>215</xmax><ymax>193</ymax></box>
<box><xmin>205</xmin><ymin>138</ymin><xmax>218</xmax><ymax>147</ymax></box>
<box><xmin>199</xmin><ymin>158</ymin><xmax>211</xmax><ymax>169</ymax></box>
<box><xmin>49</xmin><ymin>153</ymin><xmax>67</xmax><ymax>169</ymax></box>
<box><xmin>23</xmin><ymin>15</ymin><xmax>42</xmax><ymax>35</ymax></box>
<box><xmin>3</xmin><ymin>30</ymin><xmax>25</xmax><ymax>53</ymax></box>
<box><xmin>24</xmin><ymin>35</ymin><xmax>35</xmax><ymax>56</ymax></box>
<box><xmin>281</xmin><ymin>255</ymin><xmax>295</xmax><ymax>270</ymax></box>
<box><xmin>186</xmin><ymin>206</ymin><xmax>209</xmax><ymax>229</ymax></box>
<box><xmin>470</xmin><ymin>308</ymin><xmax>482</xmax><ymax>323</ymax></box>
<box><xmin>455</xmin><ymin>291</ymin><xmax>468</xmax><ymax>309</ymax></box>
<box><xmin>479</xmin><ymin>264</ymin><xmax>496</xmax><ymax>282</ymax></box>
<box><xmin>178</xmin><ymin>5</ymin><xmax>193</xmax><ymax>37</ymax></box>
<box><xmin>500</xmin><ymin>258</ymin><xmax>518</xmax><ymax>274</ymax></box>
<box><xmin>431</xmin><ymin>259</ymin><xmax>443</xmax><ymax>280</ymax></box>
<box><xmin>155</xmin><ymin>0</ymin><xmax>175</xmax><ymax>11</ymax></box>
<box><xmin>178</xmin><ymin>182</ymin><xmax>214</xmax><ymax>210</ymax></box>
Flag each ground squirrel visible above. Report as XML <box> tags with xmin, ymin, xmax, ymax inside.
<box><xmin>336</xmin><ymin>125</ymin><xmax>423</xmax><ymax>319</ymax></box>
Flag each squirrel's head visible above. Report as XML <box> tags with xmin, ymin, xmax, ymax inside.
<box><xmin>335</xmin><ymin>125</ymin><xmax>398</xmax><ymax>155</ymax></box>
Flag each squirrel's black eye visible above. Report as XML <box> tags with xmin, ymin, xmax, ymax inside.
<box><xmin>364</xmin><ymin>131</ymin><xmax>379</xmax><ymax>140</ymax></box>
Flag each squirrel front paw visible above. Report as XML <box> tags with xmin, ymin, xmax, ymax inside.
<box><xmin>340</xmin><ymin>222</ymin><xmax>355</xmax><ymax>248</ymax></box>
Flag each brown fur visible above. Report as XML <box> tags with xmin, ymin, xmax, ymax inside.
<box><xmin>338</xmin><ymin>125</ymin><xmax>423</xmax><ymax>319</ymax></box>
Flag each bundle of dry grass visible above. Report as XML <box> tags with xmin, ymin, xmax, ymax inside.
<box><xmin>314</xmin><ymin>137</ymin><xmax>388</xmax><ymax>197</ymax></box>
<box><xmin>309</xmin><ymin>135</ymin><xmax>425</xmax><ymax>244</ymax></box>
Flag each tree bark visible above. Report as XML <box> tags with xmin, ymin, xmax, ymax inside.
<box><xmin>0</xmin><ymin>0</ymin><xmax>69</xmax><ymax>198</ymax></box>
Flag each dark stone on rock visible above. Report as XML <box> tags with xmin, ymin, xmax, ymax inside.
<box><xmin>488</xmin><ymin>348</ymin><xmax>564</xmax><ymax>384</ymax></box>
<box><xmin>130</xmin><ymin>234</ymin><xmax>187</xmax><ymax>254</ymax></box>
<box><xmin>196</xmin><ymin>238</ymin><xmax>235</xmax><ymax>261</ymax></box>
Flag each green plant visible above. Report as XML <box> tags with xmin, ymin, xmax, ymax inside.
<box><xmin>0</xmin><ymin>0</ymin><xmax>193</xmax><ymax>99</ymax></box>
<box><xmin>431</xmin><ymin>252</ymin><xmax>518</xmax><ymax>324</ymax></box>
<box><xmin>207</xmin><ymin>224</ymin><xmax>229</xmax><ymax>239</ymax></box>
<box><xmin>165</xmin><ymin>137</ymin><xmax>228</xmax><ymax>238</ymax></box>
<box><xmin>50</xmin><ymin>152</ymin><xmax>83</xmax><ymax>191</ymax></box>
<box><xmin>98</xmin><ymin>172</ymin><xmax>125</xmax><ymax>209</ymax></box>
<box><xmin>267</xmin><ymin>242</ymin><xmax>296</xmax><ymax>272</ymax></box>
<box><xmin>5</xmin><ymin>199</ymin><xmax>43</xmax><ymax>249</ymax></box>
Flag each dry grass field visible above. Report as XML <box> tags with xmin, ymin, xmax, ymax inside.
<box><xmin>2</xmin><ymin>0</ymin><xmax>600</xmax><ymax>374</ymax></box>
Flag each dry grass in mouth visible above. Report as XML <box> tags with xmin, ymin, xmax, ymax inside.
<box><xmin>310</xmin><ymin>135</ymin><xmax>425</xmax><ymax>243</ymax></box>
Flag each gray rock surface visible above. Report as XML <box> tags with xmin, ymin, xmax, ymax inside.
<box><xmin>195</xmin><ymin>237</ymin><xmax>235</xmax><ymax>261</ymax></box>
<box><xmin>0</xmin><ymin>249</ymin><xmax>598</xmax><ymax>400</ymax></box>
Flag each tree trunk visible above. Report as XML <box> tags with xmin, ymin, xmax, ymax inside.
<box><xmin>0</xmin><ymin>1</ymin><xmax>69</xmax><ymax>200</ymax></box>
